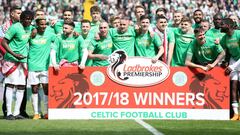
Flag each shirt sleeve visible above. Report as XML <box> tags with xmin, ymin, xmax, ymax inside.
<box><xmin>167</xmin><ymin>28</ymin><xmax>175</xmax><ymax>44</ymax></box>
<box><xmin>186</xmin><ymin>40</ymin><xmax>195</xmax><ymax>59</ymax></box>
<box><xmin>88</xmin><ymin>40</ymin><xmax>95</xmax><ymax>51</ymax></box>
<box><xmin>215</xmin><ymin>43</ymin><xmax>224</xmax><ymax>54</ymax></box>
<box><xmin>4</xmin><ymin>24</ymin><xmax>16</xmax><ymax>40</ymax></box>
<box><xmin>52</xmin><ymin>36</ymin><xmax>60</xmax><ymax>51</ymax></box>
<box><xmin>153</xmin><ymin>33</ymin><xmax>162</xmax><ymax>48</ymax></box>
<box><xmin>220</xmin><ymin>35</ymin><xmax>226</xmax><ymax>49</ymax></box>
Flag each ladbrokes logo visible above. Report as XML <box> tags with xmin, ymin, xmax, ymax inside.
<box><xmin>107</xmin><ymin>50</ymin><xmax>170</xmax><ymax>87</ymax></box>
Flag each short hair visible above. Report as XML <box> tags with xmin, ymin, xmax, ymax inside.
<box><xmin>134</xmin><ymin>5</ymin><xmax>145</xmax><ymax>13</ymax></box>
<box><xmin>156</xmin><ymin>15</ymin><xmax>168</xmax><ymax>22</ymax></box>
<box><xmin>194</xmin><ymin>9</ymin><xmax>203</xmax><ymax>15</ymax></box>
<box><xmin>213</xmin><ymin>13</ymin><xmax>223</xmax><ymax>19</ymax></box>
<box><xmin>120</xmin><ymin>16</ymin><xmax>130</xmax><ymax>21</ymax></box>
<box><xmin>201</xmin><ymin>19</ymin><xmax>209</xmax><ymax>23</ymax></box>
<box><xmin>109</xmin><ymin>16</ymin><xmax>120</xmax><ymax>24</ymax></box>
<box><xmin>64</xmin><ymin>21</ymin><xmax>75</xmax><ymax>28</ymax></box>
<box><xmin>90</xmin><ymin>6</ymin><xmax>101</xmax><ymax>13</ymax></box>
<box><xmin>100</xmin><ymin>20</ymin><xmax>108</xmax><ymax>24</ymax></box>
<box><xmin>140</xmin><ymin>15</ymin><xmax>150</xmax><ymax>22</ymax></box>
<box><xmin>63</xmin><ymin>7</ymin><xmax>73</xmax><ymax>14</ymax></box>
<box><xmin>156</xmin><ymin>8</ymin><xmax>167</xmax><ymax>15</ymax></box>
<box><xmin>20</xmin><ymin>10</ymin><xmax>34</xmax><ymax>21</ymax></box>
<box><xmin>35</xmin><ymin>9</ymin><xmax>44</xmax><ymax>15</ymax></box>
<box><xmin>35</xmin><ymin>17</ymin><xmax>46</xmax><ymax>24</ymax></box>
<box><xmin>222</xmin><ymin>18</ymin><xmax>235</xmax><ymax>29</ymax></box>
<box><xmin>194</xmin><ymin>27</ymin><xmax>205</xmax><ymax>34</ymax></box>
<box><xmin>35</xmin><ymin>9</ymin><xmax>44</xmax><ymax>13</ymax></box>
<box><xmin>174</xmin><ymin>10</ymin><xmax>182</xmax><ymax>14</ymax></box>
<box><xmin>81</xmin><ymin>19</ymin><xmax>91</xmax><ymax>25</ymax></box>
<box><xmin>10</xmin><ymin>5</ymin><xmax>21</xmax><ymax>13</ymax></box>
<box><xmin>181</xmin><ymin>16</ymin><xmax>192</xmax><ymax>24</ymax></box>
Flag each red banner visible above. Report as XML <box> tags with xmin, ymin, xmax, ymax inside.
<box><xmin>49</xmin><ymin>67</ymin><xmax>229</xmax><ymax>109</ymax></box>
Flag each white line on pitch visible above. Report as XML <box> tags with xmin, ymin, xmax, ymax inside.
<box><xmin>135</xmin><ymin>119</ymin><xmax>164</xmax><ymax>135</ymax></box>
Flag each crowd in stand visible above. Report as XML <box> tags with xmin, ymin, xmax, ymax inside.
<box><xmin>0</xmin><ymin>0</ymin><xmax>240</xmax><ymax>25</ymax></box>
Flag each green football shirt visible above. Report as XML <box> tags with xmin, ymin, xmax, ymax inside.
<box><xmin>54</xmin><ymin>35</ymin><xmax>85</xmax><ymax>63</ymax></box>
<box><xmin>28</xmin><ymin>31</ymin><xmax>56</xmax><ymax>71</ymax></box>
<box><xmin>88</xmin><ymin>34</ymin><xmax>113</xmax><ymax>66</ymax></box>
<box><xmin>171</xmin><ymin>28</ymin><xmax>195</xmax><ymax>66</ymax></box>
<box><xmin>109</xmin><ymin>26</ymin><xmax>135</xmax><ymax>56</ymax></box>
<box><xmin>187</xmin><ymin>37</ymin><xmax>223</xmax><ymax>65</ymax></box>
<box><xmin>220</xmin><ymin>30</ymin><xmax>240</xmax><ymax>61</ymax></box>
<box><xmin>135</xmin><ymin>32</ymin><xmax>162</xmax><ymax>57</ymax></box>
<box><xmin>4</xmin><ymin>22</ymin><xmax>33</xmax><ymax>63</ymax></box>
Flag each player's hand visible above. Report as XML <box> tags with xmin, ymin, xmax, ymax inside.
<box><xmin>14</xmin><ymin>54</ymin><xmax>26</xmax><ymax>60</ymax></box>
<box><xmin>50</xmin><ymin>19</ymin><xmax>57</xmax><ymax>26</ymax></box>
<box><xmin>200</xmin><ymin>66</ymin><xmax>208</xmax><ymax>71</ymax></box>
<box><xmin>31</xmin><ymin>28</ymin><xmax>37</xmax><ymax>38</ymax></box>
<box><xmin>73</xmin><ymin>31</ymin><xmax>79</xmax><ymax>37</ymax></box>
<box><xmin>225</xmin><ymin>67</ymin><xmax>232</xmax><ymax>75</ymax></box>
<box><xmin>79</xmin><ymin>64</ymin><xmax>85</xmax><ymax>70</ymax></box>
<box><xmin>151</xmin><ymin>57</ymin><xmax>158</xmax><ymax>63</ymax></box>
<box><xmin>206</xmin><ymin>64</ymin><xmax>215</xmax><ymax>71</ymax></box>
<box><xmin>53</xmin><ymin>64</ymin><xmax>60</xmax><ymax>71</ymax></box>
<box><xmin>134</xmin><ymin>24</ymin><xmax>140</xmax><ymax>30</ymax></box>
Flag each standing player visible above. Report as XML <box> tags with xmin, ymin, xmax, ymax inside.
<box><xmin>192</xmin><ymin>9</ymin><xmax>204</xmax><ymax>29</ymax></box>
<box><xmin>205</xmin><ymin>13</ymin><xmax>225</xmax><ymax>40</ymax></box>
<box><xmin>88</xmin><ymin>22</ymin><xmax>113</xmax><ymax>66</ymax></box>
<box><xmin>28</xmin><ymin>17</ymin><xmax>56</xmax><ymax>119</ymax></box>
<box><xmin>171</xmin><ymin>17</ymin><xmax>195</xmax><ymax>66</ymax></box>
<box><xmin>168</xmin><ymin>10</ymin><xmax>183</xmax><ymax>28</ymax></box>
<box><xmin>135</xmin><ymin>15</ymin><xmax>164</xmax><ymax>62</ymax></box>
<box><xmin>0</xmin><ymin>6</ymin><xmax>26</xmax><ymax>118</ymax></box>
<box><xmin>53</xmin><ymin>8</ymin><xmax>81</xmax><ymax>35</ymax></box>
<box><xmin>90</xmin><ymin>6</ymin><xmax>101</xmax><ymax>28</ymax></box>
<box><xmin>153</xmin><ymin>15</ymin><xmax>175</xmax><ymax>65</ymax></box>
<box><xmin>220</xmin><ymin>18</ymin><xmax>240</xmax><ymax>120</ymax></box>
<box><xmin>1</xmin><ymin>10</ymin><xmax>34</xmax><ymax>120</ymax></box>
<box><xmin>81</xmin><ymin>19</ymin><xmax>93</xmax><ymax>66</ymax></box>
<box><xmin>200</xmin><ymin>19</ymin><xmax>210</xmax><ymax>33</ymax></box>
<box><xmin>109</xmin><ymin>17</ymin><xmax>135</xmax><ymax>56</ymax></box>
<box><xmin>51</xmin><ymin>21</ymin><xmax>87</xmax><ymax>70</ymax></box>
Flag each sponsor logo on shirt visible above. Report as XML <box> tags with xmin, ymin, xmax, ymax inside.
<box><xmin>33</xmin><ymin>39</ymin><xmax>47</xmax><ymax>44</ymax></box>
<box><xmin>107</xmin><ymin>50</ymin><xmax>170</xmax><ymax>87</ymax></box>
<box><xmin>22</xmin><ymin>34</ymin><xmax>29</xmax><ymax>39</ymax></box>
<box><xmin>63</xmin><ymin>43</ymin><xmax>75</xmax><ymax>50</ymax></box>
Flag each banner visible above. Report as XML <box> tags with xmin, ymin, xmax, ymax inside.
<box><xmin>49</xmin><ymin>65</ymin><xmax>230</xmax><ymax>120</ymax></box>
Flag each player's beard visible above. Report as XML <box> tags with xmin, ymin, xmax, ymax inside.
<box><xmin>221</xmin><ymin>27</ymin><xmax>229</xmax><ymax>33</ymax></box>
<box><xmin>194</xmin><ymin>17</ymin><xmax>202</xmax><ymax>23</ymax></box>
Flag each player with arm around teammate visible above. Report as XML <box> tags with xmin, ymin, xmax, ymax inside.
<box><xmin>28</xmin><ymin>17</ymin><xmax>56</xmax><ymax>119</ymax></box>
